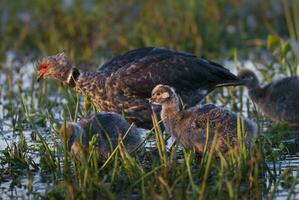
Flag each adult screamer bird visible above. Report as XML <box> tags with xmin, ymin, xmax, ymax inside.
<box><xmin>37</xmin><ymin>47</ymin><xmax>243</xmax><ymax>129</ymax></box>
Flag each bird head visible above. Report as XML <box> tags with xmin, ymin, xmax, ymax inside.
<box><xmin>238</xmin><ymin>69</ymin><xmax>260</xmax><ymax>89</ymax></box>
<box><xmin>59</xmin><ymin>123</ymin><xmax>83</xmax><ymax>150</ymax></box>
<box><xmin>36</xmin><ymin>52</ymin><xmax>72</xmax><ymax>82</ymax></box>
<box><xmin>149</xmin><ymin>84</ymin><xmax>177</xmax><ymax>105</ymax></box>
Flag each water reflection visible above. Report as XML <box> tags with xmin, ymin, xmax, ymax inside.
<box><xmin>267</xmin><ymin>154</ymin><xmax>299</xmax><ymax>199</ymax></box>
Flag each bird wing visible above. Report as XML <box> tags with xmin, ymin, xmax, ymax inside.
<box><xmin>266</xmin><ymin>77</ymin><xmax>299</xmax><ymax>105</ymax></box>
<box><xmin>105</xmin><ymin>47</ymin><xmax>240</xmax><ymax>99</ymax></box>
<box><xmin>265</xmin><ymin>77</ymin><xmax>299</xmax><ymax>122</ymax></box>
<box><xmin>192</xmin><ymin>104</ymin><xmax>232</xmax><ymax>128</ymax></box>
<box><xmin>98</xmin><ymin>47</ymin><xmax>155</xmax><ymax>74</ymax></box>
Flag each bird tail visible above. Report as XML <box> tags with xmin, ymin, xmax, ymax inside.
<box><xmin>215</xmin><ymin>79</ymin><xmax>244</xmax><ymax>87</ymax></box>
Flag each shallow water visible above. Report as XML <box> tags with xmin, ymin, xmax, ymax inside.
<box><xmin>0</xmin><ymin>52</ymin><xmax>299</xmax><ymax>199</ymax></box>
<box><xmin>267</xmin><ymin>154</ymin><xmax>299</xmax><ymax>200</ymax></box>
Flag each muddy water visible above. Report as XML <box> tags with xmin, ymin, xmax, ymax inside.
<box><xmin>0</xmin><ymin>53</ymin><xmax>299</xmax><ymax>199</ymax></box>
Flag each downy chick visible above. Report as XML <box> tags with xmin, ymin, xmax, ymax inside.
<box><xmin>59</xmin><ymin>112</ymin><xmax>142</xmax><ymax>159</ymax></box>
<box><xmin>149</xmin><ymin>84</ymin><xmax>257</xmax><ymax>153</ymax></box>
<box><xmin>238</xmin><ymin>69</ymin><xmax>299</xmax><ymax>128</ymax></box>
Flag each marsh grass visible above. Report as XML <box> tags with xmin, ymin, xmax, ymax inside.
<box><xmin>0</xmin><ymin>70</ymin><xmax>270</xmax><ymax>199</ymax></box>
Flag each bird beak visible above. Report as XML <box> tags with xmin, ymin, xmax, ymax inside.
<box><xmin>37</xmin><ymin>73</ymin><xmax>43</xmax><ymax>82</ymax></box>
<box><xmin>148</xmin><ymin>97</ymin><xmax>160</xmax><ymax>105</ymax></box>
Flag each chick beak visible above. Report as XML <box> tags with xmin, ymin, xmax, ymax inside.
<box><xmin>148</xmin><ymin>98</ymin><xmax>153</xmax><ymax>104</ymax></box>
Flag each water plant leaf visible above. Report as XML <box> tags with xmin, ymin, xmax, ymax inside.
<box><xmin>267</xmin><ymin>35</ymin><xmax>281</xmax><ymax>51</ymax></box>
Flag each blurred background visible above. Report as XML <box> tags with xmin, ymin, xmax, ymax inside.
<box><xmin>0</xmin><ymin>0</ymin><xmax>296</xmax><ymax>63</ymax></box>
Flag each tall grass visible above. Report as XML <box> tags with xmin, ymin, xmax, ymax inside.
<box><xmin>1</xmin><ymin>63</ymin><xmax>269</xmax><ymax>198</ymax></box>
<box><xmin>0</xmin><ymin>0</ymin><xmax>289</xmax><ymax>61</ymax></box>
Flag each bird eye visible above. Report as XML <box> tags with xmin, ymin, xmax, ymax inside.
<box><xmin>39</xmin><ymin>63</ymin><xmax>48</xmax><ymax>69</ymax></box>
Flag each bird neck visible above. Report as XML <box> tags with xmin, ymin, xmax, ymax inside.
<box><xmin>68</xmin><ymin>69</ymin><xmax>106</xmax><ymax>105</ymax></box>
<box><xmin>245</xmin><ymin>77</ymin><xmax>261</xmax><ymax>91</ymax></box>
<box><xmin>248</xmin><ymin>86</ymin><xmax>264</xmax><ymax>103</ymax></box>
<box><xmin>160</xmin><ymin>97</ymin><xmax>180</xmax><ymax>135</ymax></box>
<box><xmin>66</xmin><ymin>68</ymin><xmax>80</xmax><ymax>87</ymax></box>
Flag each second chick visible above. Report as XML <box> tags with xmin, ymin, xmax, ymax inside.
<box><xmin>150</xmin><ymin>84</ymin><xmax>257</xmax><ymax>153</ymax></box>
<box><xmin>59</xmin><ymin>112</ymin><xmax>142</xmax><ymax>160</ymax></box>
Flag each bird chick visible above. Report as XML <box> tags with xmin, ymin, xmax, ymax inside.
<box><xmin>59</xmin><ymin>112</ymin><xmax>142</xmax><ymax>159</ymax></box>
<box><xmin>238</xmin><ymin>69</ymin><xmax>299</xmax><ymax>128</ymax></box>
<box><xmin>150</xmin><ymin>84</ymin><xmax>257</xmax><ymax>153</ymax></box>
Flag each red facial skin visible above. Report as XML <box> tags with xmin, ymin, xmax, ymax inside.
<box><xmin>37</xmin><ymin>63</ymin><xmax>48</xmax><ymax>81</ymax></box>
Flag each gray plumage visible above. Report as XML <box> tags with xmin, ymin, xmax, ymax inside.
<box><xmin>238</xmin><ymin>69</ymin><xmax>299</xmax><ymax>127</ymax></box>
<box><xmin>37</xmin><ymin>47</ymin><xmax>243</xmax><ymax>129</ymax></box>
<box><xmin>59</xmin><ymin>112</ymin><xmax>142</xmax><ymax>159</ymax></box>
<box><xmin>149</xmin><ymin>84</ymin><xmax>257</xmax><ymax>153</ymax></box>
